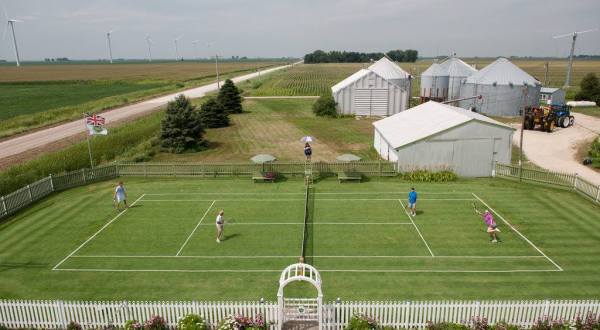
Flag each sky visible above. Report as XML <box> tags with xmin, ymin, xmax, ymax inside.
<box><xmin>1</xmin><ymin>0</ymin><xmax>600</xmax><ymax>61</ymax></box>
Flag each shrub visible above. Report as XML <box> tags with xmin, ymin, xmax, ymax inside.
<box><xmin>178</xmin><ymin>314</ymin><xmax>207</xmax><ymax>330</ymax></box>
<box><xmin>217</xmin><ymin>314</ymin><xmax>267</xmax><ymax>330</ymax></box>
<box><xmin>124</xmin><ymin>320</ymin><xmax>143</xmax><ymax>330</ymax></box>
<box><xmin>160</xmin><ymin>94</ymin><xmax>207</xmax><ymax>154</ymax></box>
<box><xmin>490</xmin><ymin>321</ymin><xmax>520</xmax><ymax>330</ymax></box>
<box><xmin>574</xmin><ymin>312</ymin><xmax>600</xmax><ymax>330</ymax></box>
<box><xmin>144</xmin><ymin>315</ymin><xmax>167</xmax><ymax>330</ymax></box>
<box><xmin>426</xmin><ymin>321</ymin><xmax>470</xmax><ymax>330</ymax></box>
<box><xmin>217</xmin><ymin>79</ymin><xmax>243</xmax><ymax>114</ymax></box>
<box><xmin>468</xmin><ymin>317</ymin><xmax>489</xmax><ymax>330</ymax></box>
<box><xmin>67</xmin><ymin>321</ymin><xmax>82</xmax><ymax>330</ymax></box>
<box><xmin>530</xmin><ymin>316</ymin><xmax>569</xmax><ymax>330</ymax></box>
<box><xmin>199</xmin><ymin>97</ymin><xmax>230</xmax><ymax>128</ymax></box>
<box><xmin>345</xmin><ymin>313</ymin><xmax>378</xmax><ymax>330</ymax></box>
<box><xmin>0</xmin><ymin>325</ymin><xmax>7</xmax><ymax>330</ymax></box>
<box><xmin>575</xmin><ymin>73</ymin><xmax>600</xmax><ymax>104</ymax></box>
<box><xmin>401</xmin><ymin>170</ymin><xmax>457</xmax><ymax>182</ymax></box>
<box><xmin>313</xmin><ymin>95</ymin><xmax>338</xmax><ymax>117</ymax></box>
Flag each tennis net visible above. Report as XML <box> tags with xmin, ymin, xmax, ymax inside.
<box><xmin>300</xmin><ymin>184</ymin><xmax>311</xmax><ymax>261</ymax></box>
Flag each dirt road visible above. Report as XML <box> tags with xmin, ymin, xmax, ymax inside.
<box><xmin>513</xmin><ymin>112</ymin><xmax>600</xmax><ymax>185</ymax></box>
<box><xmin>0</xmin><ymin>62</ymin><xmax>298</xmax><ymax>161</ymax></box>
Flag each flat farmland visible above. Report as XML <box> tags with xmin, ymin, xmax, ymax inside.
<box><xmin>243</xmin><ymin>60</ymin><xmax>600</xmax><ymax>98</ymax></box>
<box><xmin>0</xmin><ymin>61</ymin><xmax>288</xmax><ymax>82</ymax></box>
<box><xmin>0</xmin><ymin>60</ymin><xmax>288</xmax><ymax>138</ymax></box>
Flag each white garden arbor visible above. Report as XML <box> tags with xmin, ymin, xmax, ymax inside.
<box><xmin>277</xmin><ymin>263</ymin><xmax>323</xmax><ymax>329</ymax></box>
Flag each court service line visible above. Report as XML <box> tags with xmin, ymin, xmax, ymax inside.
<box><xmin>175</xmin><ymin>200</ymin><xmax>216</xmax><ymax>256</ymax></box>
<box><xmin>52</xmin><ymin>194</ymin><xmax>146</xmax><ymax>270</ymax></box>
<box><xmin>53</xmin><ymin>268</ymin><xmax>561</xmax><ymax>274</ymax></box>
<box><xmin>155</xmin><ymin>198</ymin><xmax>477</xmax><ymax>201</ymax></box>
<box><xmin>398</xmin><ymin>199</ymin><xmax>435</xmax><ymax>257</ymax></box>
<box><xmin>70</xmin><ymin>255</ymin><xmax>545</xmax><ymax>259</ymax></box>
<box><xmin>471</xmin><ymin>193</ymin><xmax>563</xmax><ymax>271</ymax></box>
<box><xmin>196</xmin><ymin>222</ymin><xmax>414</xmax><ymax>225</ymax></box>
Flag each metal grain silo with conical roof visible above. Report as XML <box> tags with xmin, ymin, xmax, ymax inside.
<box><xmin>438</xmin><ymin>57</ymin><xmax>477</xmax><ymax>101</ymax></box>
<box><xmin>420</xmin><ymin>63</ymin><xmax>449</xmax><ymax>101</ymax></box>
<box><xmin>458</xmin><ymin>57</ymin><xmax>541</xmax><ymax>116</ymax></box>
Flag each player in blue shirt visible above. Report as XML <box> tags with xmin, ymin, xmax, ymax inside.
<box><xmin>408</xmin><ymin>187</ymin><xmax>418</xmax><ymax>216</ymax></box>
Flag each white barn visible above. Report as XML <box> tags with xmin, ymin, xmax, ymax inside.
<box><xmin>373</xmin><ymin>101</ymin><xmax>514</xmax><ymax>177</ymax></box>
<box><xmin>331</xmin><ymin>58</ymin><xmax>411</xmax><ymax>116</ymax></box>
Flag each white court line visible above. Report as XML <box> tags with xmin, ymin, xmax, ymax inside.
<box><xmin>399</xmin><ymin>199</ymin><xmax>435</xmax><ymax>257</ymax></box>
<box><xmin>196</xmin><ymin>223</ymin><xmax>414</xmax><ymax>225</ymax></box>
<box><xmin>53</xmin><ymin>268</ymin><xmax>561</xmax><ymax>273</ymax></box>
<box><xmin>70</xmin><ymin>255</ymin><xmax>545</xmax><ymax>259</ymax></box>
<box><xmin>144</xmin><ymin>192</ymin><xmax>474</xmax><ymax>195</ymax></box>
<box><xmin>142</xmin><ymin>199</ymin><xmax>477</xmax><ymax>201</ymax></box>
<box><xmin>52</xmin><ymin>194</ymin><xmax>146</xmax><ymax>270</ymax></box>
<box><xmin>175</xmin><ymin>200</ymin><xmax>216</xmax><ymax>256</ymax></box>
<box><xmin>472</xmin><ymin>193</ymin><xmax>563</xmax><ymax>271</ymax></box>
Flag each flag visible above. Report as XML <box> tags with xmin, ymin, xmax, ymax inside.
<box><xmin>85</xmin><ymin>114</ymin><xmax>108</xmax><ymax>135</ymax></box>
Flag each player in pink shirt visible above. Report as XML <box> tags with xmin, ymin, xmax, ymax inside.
<box><xmin>473</xmin><ymin>204</ymin><xmax>501</xmax><ymax>243</ymax></box>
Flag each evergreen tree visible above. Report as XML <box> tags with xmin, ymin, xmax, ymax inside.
<box><xmin>199</xmin><ymin>97</ymin><xmax>230</xmax><ymax>128</ymax></box>
<box><xmin>217</xmin><ymin>79</ymin><xmax>243</xmax><ymax>114</ymax></box>
<box><xmin>160</xmin><ymin>94</ymin><xmax>206</xmax><ymax>153</ymax></box>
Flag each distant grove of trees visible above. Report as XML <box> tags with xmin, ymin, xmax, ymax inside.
<box><xmin>304</xmin><ymin>49</ymin><xmax>418</xmax><ymax>63</ymax></box>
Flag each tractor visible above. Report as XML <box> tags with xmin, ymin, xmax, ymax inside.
<box><xmin>549</xmin><ymin>104</ymin><xmax>575</xmax><ymax>128</ymax></box>
<box><xmin>523</xmin><ymin>106</ymin><xmax>557</xmax><ymax>132</ymax></box>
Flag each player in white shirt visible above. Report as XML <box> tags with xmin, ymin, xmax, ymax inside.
<box><xmin>216</xmin><ymin>210</ymin><xmax>225</xmax><ymax>243</ymax></box>
<box><xmin>113</xmin><ymin>181</ymin><xmax>128</xmax><ymax>211</ymax></box>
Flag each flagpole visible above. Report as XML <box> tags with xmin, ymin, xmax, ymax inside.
<box><xmin>84</xmin><ymin>113</ymin><xmax>94</xmax><ymax>169</ymax></box>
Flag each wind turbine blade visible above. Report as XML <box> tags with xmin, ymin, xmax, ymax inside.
<box><xmin>576</xmin><ymin>28</ymin><xmax>599</xmax><ymax>35</ymax></box>
<box><xmin>552</xmin><ymin>32</ymin><xmax>574</xmax><ymax>39</ymax></box>
<box><xmin>11</xmin><ymin>19</ymin><xmax>23</xmax><ymax>23</ymax></box>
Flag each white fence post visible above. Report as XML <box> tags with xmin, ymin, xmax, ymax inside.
<box><xmin>1</xmin><ymin>196</ymin><xmax>7</xmax><ymax>216</ymax></box>
<box><xmin>82</xmin><ymin>168</ymin><xmax>87</xmax><ymax>184</ymax></box>
<box><xmin>596</xmin><ymin>185</ymin><xmax>600</xmax><ymax>203</ymax></box>
<box><xmin>49</xmin><ymin>174</ymin><xmax>55</xmax><ymax>191</ymax></box>
<box><xmin>574</xmin><ymin>173</ymin><xmax>578</xmax><ymax>189</ymax></box>
<box><xmin>27</xmin><ymin>185</ymin><xmax>33</xmax><ymax>202</ymax></box>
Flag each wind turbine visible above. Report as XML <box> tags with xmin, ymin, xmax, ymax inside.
<box><xmin>145</xmin><ymin>34</ymin><xmax>154</xmax><ymax>62</ymax></box>
<box><xmin>206</xmin><ymin>42</ymin><xmax>220</xmax><ymax>87</ymax></box>
<box><xmin>3</xmin><ymin>6</ymin><xmax>23</xmax><ymax>67</ymax></box>
<box><xmin>106</xmin><ymin>29</ymin><xmax>117</xmax><ymax>64</ymax></box>
<box><xmin>553</xmin><ymin>28</ymin><xmax>599</xmax><ymax>87</ymax></box>
<box><xmin>174</xmin><ymin>35</ymin><xmax>183</xmax><ymax>61</ymax></box>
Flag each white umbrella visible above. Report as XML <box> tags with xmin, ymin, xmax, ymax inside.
<box><xmin>301</xmin><ymin>136</ymin><xmax>313</xmax><ymax>143</ymax></box>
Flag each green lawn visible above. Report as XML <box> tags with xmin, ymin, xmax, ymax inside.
<box><xmin>0</xmin><ymin>177</ymin><xmax>598</xmax><ymax>301</ymax></box>
<box><xmin>572</xmin><ymin>106</ymin><xmax>600</xmax><ymax>119</ymax></box>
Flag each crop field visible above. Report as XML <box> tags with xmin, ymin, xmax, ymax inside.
<box><xmin>243</xmin><ymin>60</ymin><xmax>600</xmax><ymax>98</ymax></box>
<box><xmin>242</xmin><ymin>63</ymin><xmax>363</xmax><ymax>96</ymax></box>
<box><xmin>0</xmin><ymin>60</ymin><xmax>288</xmax><ymax>137</ymax></box>
<box><xmin>0</xmin><ymin>61</ymin><xmax>289</xmax><ymax>82</ymax></box>
<box><xmin>0</xmin><ymin>177</ymin><xmax>599</xmax><ymax>301</ymax></box>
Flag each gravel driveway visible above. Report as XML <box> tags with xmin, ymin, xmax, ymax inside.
<box><xmin>512</xmin><ymin>112</ymin><xmax>600</xmax><ymax>185</ymax></box>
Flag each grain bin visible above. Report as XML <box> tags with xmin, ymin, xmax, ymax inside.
<box><xmin>420</xmin><ymin>63</ymin><xmax>449</xmax><ymax>101</ymax></box>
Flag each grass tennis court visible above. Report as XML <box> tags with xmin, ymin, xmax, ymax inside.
<box><xmin>0</xmin><ymin>177</ymin><xmax>599</xmax><ymax>301</ymax></box>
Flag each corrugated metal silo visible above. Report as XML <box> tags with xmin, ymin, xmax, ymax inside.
<box><xmin>439</xmin><ymin>57</ymin><xmax>477</xmax><ymax>102</ymax></box>
<box><xmin>420</xmin><ymin>63</ymin><xmax>449</xmax><ymax>101</ymax></box>
<box><xmin>458</xmin><ymin>58</ymin><xmax>541</xmax><ymax>116</ymax></box>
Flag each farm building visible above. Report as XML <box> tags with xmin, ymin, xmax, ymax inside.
<box><xmin>540</xmin><ymin>87</ymin><xmax>566</xmax><ymax>105</ymax></box>
<box><xmin>331</xmin><ymin>58</ymin><xmax>411</xmax><ymax>116</ymax></box>
<box><xmin>458</xmin><ymin>57</ymin><xmax>541</xmax><ymax>116</ymax></box>
<box><xmin>372</xmin><ymin>101</ymin><xmax>514</xmax><ymax>177</ymax></box>
<box><xmin>420</xmin><ymin>56</ymin><xmax>477</xmax><ymax>102</ymax></box>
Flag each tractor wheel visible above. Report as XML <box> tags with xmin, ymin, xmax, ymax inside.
<box><xmin>569</xmin><ymin>116</ymin><xmax>575</xmax><ymax>126</ymax></box>
<box><xmin>527</xmin><ymin>118</ymin><xmax>535</xmax><ymax>130</ymax></box>
<box><xmin>560</xmin><ymin>117</ymin><xmax>569</xmax><ymax>128</ymax></box>
<box><xmin>548</xmin><ymin>121</ymin><xmax>556</xmax><ymax>133</ymax></box>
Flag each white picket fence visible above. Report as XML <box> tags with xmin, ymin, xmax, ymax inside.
<box><xmin>1</xmin><ymin>300</ymin><xmax>599</xmax><ymax>329</ymax></box>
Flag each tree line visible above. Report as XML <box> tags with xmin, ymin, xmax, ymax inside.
<box><xmin>304</xmin><ymin>49</ymin><xmax>418</xmax><ymax>63</ymax></box>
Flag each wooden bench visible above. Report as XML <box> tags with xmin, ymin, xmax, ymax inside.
<box><xmin>337</xmin><ymin>171</ymin><xmax>362</xmax><ymax>183</ymax></box>
<box><xmin>252</xmin><ymin>171</ymin><xmax>276</xmax><ymax>183</ymax></box>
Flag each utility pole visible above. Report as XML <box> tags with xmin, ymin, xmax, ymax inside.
<box><xmin>215</xmin><ymin>54</ymin><xmax>220</xmax><ymax>88</ymax></box>
<box><xmin>519</xmin><ymin>87</ymin><xmax>528</xmax><ymax>182</ymax></box>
